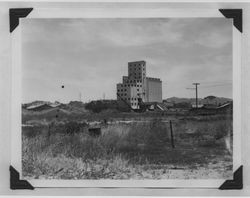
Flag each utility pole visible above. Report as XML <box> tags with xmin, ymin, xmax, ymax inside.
<box><xmin>79</xmin><ymin>92</ymin><xmax>82</xmax><ymax>102</ymax></box>
<box><xmin>186</xmin><ymin>83</ymin><xmax>200</xmax><ymax>108</ymax></box>
<box><xmin>193</xmin><ymin>83</ymin><xmax>200</xmax><ymax>108</ymax></box>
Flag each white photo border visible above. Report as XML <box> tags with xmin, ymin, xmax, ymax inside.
<box><xmin>10</xmin><ymin>6</ymin><xmax>242</xmax><ymax>188</ymax></box>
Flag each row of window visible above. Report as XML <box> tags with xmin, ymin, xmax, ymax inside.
<box><xmin>118</xmin><ymin>88</ymin><xmax>141</xmax><ymax>93</ymax></box>
<box><xmin>129</xmin><ymin>63</ymin><xmax>145</xmax><ymax>67</ymax></box>
<box><xmin>119</xmin><ymin>84</ymin><xmax>142</xmax><ymax>89</ymax></box>
<box><xmin>119</xmin><ymin>93</ymin><xmax>127</xmax><ymax>96</ymax></box>
<box><xmin>121</xmin><ymin>80</ymin><xmax>142</xmax><ymax>85</ymax></box>
<box><xmin>129</xmin><ymin>67</ymin><xmax>145</xmax><ymax>71</ymax></box>
<box><xmin>128</xmin><ymin>72</ymin><xmax>145</xmax><ymax>75</ymax></box>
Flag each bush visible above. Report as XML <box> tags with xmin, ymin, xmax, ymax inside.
<box><xmin>64</xmin><ymin>121</ymin><xmax>87</xmax><ymax>135</ymax></box>
<box><xmin>22</xmin><ymin>126</ymin><xmax>48</xmax><ymax>138</ymax></box>
<box><xmin>144</xmin><ymin>119</ymin><xmax>170</xmax><ymax>150</ymax></box>
<box><xmin>85</xmin><ymin>100</ymin><xmax>118</xmax><ymax>113</ymax></box>
<box><xmin>214</xmin><ymin>122</ymin><xmax>231</xmax><ymax>140</ymax></box>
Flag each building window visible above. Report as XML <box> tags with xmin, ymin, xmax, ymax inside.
<box><xmin>137</xmin><ymin>89</ymin><xmax>139</xmax><ymax>91</ymax></box>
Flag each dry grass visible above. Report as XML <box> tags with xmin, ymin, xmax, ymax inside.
<box><xmin>22</xmin><ymin>117</ymin><xmax>233</xmax><ymax>179</ymax></box>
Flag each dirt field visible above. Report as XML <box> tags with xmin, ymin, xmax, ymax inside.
<box><xmin>22</xmin><ymin>111</ymin><xmax>233</xmax><ymax>180</ymax></box>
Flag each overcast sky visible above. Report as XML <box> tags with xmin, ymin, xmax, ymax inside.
<box><xmin>22</xmin><ymin>18</ymin><xmax>232</xmax><ymax>103</ymax></box>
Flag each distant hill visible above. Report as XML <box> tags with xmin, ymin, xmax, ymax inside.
<box><xmin>23</xmin><ymin>100</ymin><xmax>88</xmax><ymax>114</ymax></box>
<box><xmin>164</xmin><ymin>96</ymin><xmax>232</xmax><ymax>106</ymax></box>
<box><xmin>22</xmin><ymin>100</ymin><xmax>49</xmax><ymax>108</ymax></box>
<box><xmin>164</xmin><ymin>97</ymin><xmax>200</xmax><ymax>104</ymax></box>
<box><xmin>202</xmin><ymin>96</ymin><xmax>232</xmax><ymax>105</ymax></box>
<box><xmin>23</xmin><ymin>100</ymin><xmax>61</xmax><ymax>108</ymax></box>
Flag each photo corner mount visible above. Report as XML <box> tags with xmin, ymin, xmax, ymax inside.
<box><xmin>9</xmin><ymin>165</ymin><xmax>34</xmax><ymax>190</ymax></box>
<box><xmin>9</xmin><ymin>8</ymin><xmax>33</xmax><ymax>33</ymax></box>
<box><xmin>219</xmin><ymin>165</ymin><xmax>243</xmax><ymax>190</ymax></box>
<box><xmin>219</xmin><ymin>9</ymin><xmax>242</xmax><ymax>33</ymax></box>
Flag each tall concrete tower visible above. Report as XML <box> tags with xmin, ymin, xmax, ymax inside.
<box><xmin>116</xmin><ymin>61</ymin><xmax>162</xmax><ymax>109</ymax></box>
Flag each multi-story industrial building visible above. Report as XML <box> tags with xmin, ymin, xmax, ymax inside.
<box><xmin>116</xmin><ymin>61</ymin><xmax>162</xmax><ymax>109</ymax></box>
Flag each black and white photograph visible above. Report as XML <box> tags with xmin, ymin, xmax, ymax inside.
<box><xmin>20</xmin><ymin>17</ymin><xmax>234</xmax><ymax>181</ymax></box>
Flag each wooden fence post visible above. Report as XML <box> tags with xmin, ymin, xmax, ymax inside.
<box><xmin>47</xmin><ymin>123</ymin><xmax>51</xmax><ymax>141</ymax></box>
<box><xmin>169</xmin><ymin>120</ymin><xmax>175</xmax><ymax>148</ymax></box>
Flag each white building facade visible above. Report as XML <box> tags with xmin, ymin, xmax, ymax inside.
<box><xmin>116</xmin><ymin>61</ymin><xmax>162</xmax><ymax>109</ymax></box>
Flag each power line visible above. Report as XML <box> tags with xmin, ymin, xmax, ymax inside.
<box><xmin>200</xmin><ymin>83</ymin><xmax>232</xmax><ymax>88</ymax></box>
<box><xmin>166</xmin><ymin>81</ymin><xmax>232</xmax><ymax>89</ymax></box>
<box><xmin>198</xmin><ymin>80</ymin><xmax>232</xmax><ymax>85</ymax></box>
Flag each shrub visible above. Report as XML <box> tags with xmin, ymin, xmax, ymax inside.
<box><xmin>22</xmin><ymin>126</ymin><xmax>48</xmax><ymax>138</ymax></box>
<box><xmin>144</xmin><ymin>119</ymin><xmax>170</xmax><ymax>150</ymax></box>
<box><xmin>64</xmin><ymin>121</ymin><xmax>87</xmax><ymax>135</ymax></box>
<box><xmin>214</xmin><ymin>122</ymin><xmax>231</xmax><ymax>140</ymax></box>
<box><xmin>85</xmin><ymin>100</ymin><xmax>119</xmax><ymax>113</ymax></box>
